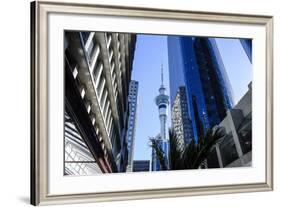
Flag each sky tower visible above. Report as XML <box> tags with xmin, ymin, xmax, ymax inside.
<box><xmin>151</xmin><ymin>64</ymin><xmax>170</xmax><ymax>171</ymax></box>
<box><xmin>155</xmin><ymin>64</ymin><xmax>170</xmax><ymax>141</ymax></box>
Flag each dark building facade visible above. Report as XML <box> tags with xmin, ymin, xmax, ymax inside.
<box><xmin>167</xmin><ymin>36</ymin><xmax>234</xmax><ymax>141</ymax></box>
<box><xmin>64</xmin><ymin>31</ymin><xmax>136</xmax><ymax>175</ymax></box>
<box><xmin>133</xmin><ymin>160</ymin><xmax>150</xmax><ymax>172</ymax></box>
<box><xmin>240</xmin><ymin>39</ymin><xmax>252</xmax><ymax>63</ymax></box>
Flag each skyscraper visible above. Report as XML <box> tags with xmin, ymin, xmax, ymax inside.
<box><xmin>64</xmin><ymin>31</ymin><xmax>136</xmax><ymax>174</ymax></box>
<box><xmin>167</xmin><ymin>36</ymin><xmax>234</xmax><ymax>141</ymax></box>
<box><xmin>240</xmin><ymin>39</ymin><xmax>252</xmax><ymax>63</ymax></box>
<box><xmin>171</xmin><ymin>86</ymin><xmax>194</xmax><ymax>145</ymax></box>
<box><xmin>126</xmin><ymin>80</ymin><xmax>139</xmax><ymax>172</ymax></box>
<box><xmin>151</xmin><ymin>65</ymin><xmax>170</xmax><ymax>171</ymax></box>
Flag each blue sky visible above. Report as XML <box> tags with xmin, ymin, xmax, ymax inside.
<box><xmin>132</xmin><ymin>35</ymin><xmax>252</xmax><ymax>161</ymax></box>
<box><xmin>215</xmin><ymin>38</ymin><xmax>252</xmax><ymax>103</ymax></box>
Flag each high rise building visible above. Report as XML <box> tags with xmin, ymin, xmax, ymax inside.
<box><xmin>133</xmin><ymin>160</ymin><xmax>150</xmax><ymax>172</ymax></box>
<box><xmin>167</xmin><ymin>36</ymin><xmax>234</xmax><ymax>141</ymax></box>
<box><xmin>64</xmin><ymin>31</ymin><xmax>136</xmax><ymax>175</ymax></box>
<box><xmin>126</xmin><ymin>80</ymin><xmax>139</xmax><ymax>172</ymax></box>
<box><xmin>151</xmin><ymin>65</ymin><xmax>170</xmax><ymax>171</ymax></box>
<box><xmin>64</xmin><ymin>111</ymin><xmax>103</xmax><ymax>175</ymax></box>
<box><xmin>207</xmin><ymin>82</ymin><xmax>252</xmax><ymax>168</ymax></box>
<box><xmin>171</xmin><ymin>86</ymin><xmax>194</xmax><ymax>145</ymax></box>
<box><xmin>240</xmin><ymin>39</ymin><xmax>252</xmax><ymax>63</ymax></box>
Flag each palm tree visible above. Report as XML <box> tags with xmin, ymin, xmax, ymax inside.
<box><xmin>149</xmin><ymin>126</ymin><xmax>225</xmax><ymax>170</ymax></box>
<box><xmin>149</xmin><ymin>137</ymin><xmax>168</xmax><ymax>171</ymax></box>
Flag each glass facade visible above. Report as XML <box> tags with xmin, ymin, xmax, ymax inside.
<box><xmin>240</xmin><ymin>39</ymin><xmax>252</xmax><ymax>63</ymax></box>
<box><xmin>168</xmin><ymin>36</ymin><xmax>234</xmax><ymax>141</ymax></box>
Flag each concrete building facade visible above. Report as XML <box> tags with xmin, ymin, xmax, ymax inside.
<box><xmin>171</xmin><ymin>86</ymin><xmax>194</xmax><ymax>145</ymax></box>
<box><xmin>64</xmin><ymin>111</ymin><xmax>103</xmax><ymax>175</ymax></box>
<box><xmin>207</xmin><ymin>83</ymin><xmax>252</xmax><ymax>168</ymax></box>
<box><xmin>64</xmin><ymin>31</ymin><xmax>136</xmax><ymax>175</ymax></box>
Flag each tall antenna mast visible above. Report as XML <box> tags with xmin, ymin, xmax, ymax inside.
<box><xmin>161</xmin><ymin>62</ymin><xmax>164</xmax><ymax>86</ymax></box>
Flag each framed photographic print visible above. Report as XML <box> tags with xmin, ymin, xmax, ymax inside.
<box><xmin>30</xmin><ymin>0</ymin><xmax>273</xmax><ymax>205</ymax></box>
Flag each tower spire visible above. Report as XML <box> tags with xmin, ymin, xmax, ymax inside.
<box><xmin>153</xmin><ymin>62</ymin><xmax>170</xmax><ymax>171</ymax></box>
<box><xmin>161</xmin><ymin>63</ymin><xmax>164</xmax><ymax>86</ymax></box>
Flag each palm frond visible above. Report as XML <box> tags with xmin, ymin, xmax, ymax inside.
<box><xmin>181</xmin><ymin>139</ymin><xmax>197</xmax><ymax>169</ymax></box>
<box><xmin>169</xmin><ymin>130</ymin><xmax>184</xmax><ymax>170</ymax></box>
<box><xmin>191</xmin><ymin>127</ymin><xmax>225</xmax><ymax>169</ymax></box>
<box><xmin>149</xmin><ymin>137</ymin><xmax>168</xmax><ymax>170</ymax></box>
<box><xmin>149</xmin><ymin>126</ymin><xmax>225</xmax><ymax>171</ymax></box>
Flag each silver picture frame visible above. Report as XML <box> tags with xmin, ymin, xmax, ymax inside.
<box><xmin>31</xmin><ymin>0</ymin><xmax>273</xmax><ymax>205</ymax></box>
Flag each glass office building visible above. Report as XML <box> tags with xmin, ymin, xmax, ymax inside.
<box><xmin>167</xmin><ymin>36</ymin><xmax>234</xmax><ymax>141</ymax></box>
<box><xmin>240</xmin><ymin>39</ymin><xmax>252</xmax><ymax>63</ymax></box>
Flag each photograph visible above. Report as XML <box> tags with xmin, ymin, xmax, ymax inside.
<box><xmin>64</xmin><ymin>31</ymin><xmax>252</xmax><ymax>175</ymax></box>
<box><xmin>30</xmin><ymin>2</ymin><xmax>274</xmax><ymax>205</ymax></box>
